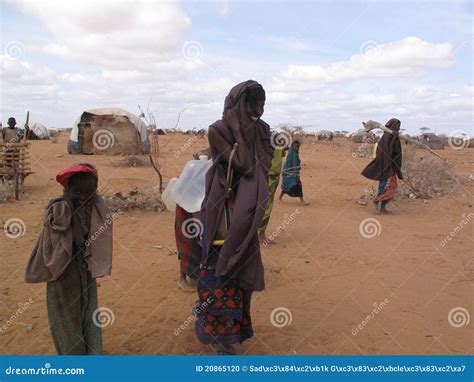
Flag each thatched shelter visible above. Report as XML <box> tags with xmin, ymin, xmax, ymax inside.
<box><xmin>68</xmin><ymin>108</ymin><xmax>150</xmax><ymax>155</ymax></box>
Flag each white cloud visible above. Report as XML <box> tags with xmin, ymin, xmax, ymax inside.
<box><xmin>269</xmin><ymin>36</ymin><xmax>314</xmax><ymax>51</ymax></box>
<box><xmin>12</xmin><ymin>0</ymin><xmax>192</xmax><ymax>70</ymax></box>
<box><xmin>273</xmin><ymin>37</ymin><xmax>455</xmax><ymax>91</ymax></box>
<box><xmin>1</xmin><ymin>0</ymin><xmax>471</xmax><ymax>140</ymax></box>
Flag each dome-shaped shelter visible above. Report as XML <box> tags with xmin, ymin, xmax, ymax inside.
<box><xmin>68</xmin><ymin>108</ymin><xmax>150</xmax><ymax>155</ymax></box>
<box><xmin>28</xmin><ymin>122</ymin><xmax>49</xmax><ymax>140</ymax></box>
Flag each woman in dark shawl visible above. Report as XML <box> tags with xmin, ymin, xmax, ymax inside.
<box><xmin>279</xmin><ymin>140</ymin><xmax>309</xmax><ymax>205</ymax></box>
<box><xmin>361</xmin><ymin>118</ymin><xmax>403</xmax><ymax>214</ymax></box>
<box><xmin>194</xmin><ymin>80</ymin><xmax>273</xmax><ymax>355</ymax></box>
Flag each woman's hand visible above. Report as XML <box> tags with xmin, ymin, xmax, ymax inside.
<box><xmin>223</xmin><ymin>109</ymin><xmax>241</xmax><ymax>133</ymax></box>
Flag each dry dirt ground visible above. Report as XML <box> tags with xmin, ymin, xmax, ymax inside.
<box><xmin>1</xmin><ymin>133</ymin><xmax>472</xmax><ymax>355</ymax></box>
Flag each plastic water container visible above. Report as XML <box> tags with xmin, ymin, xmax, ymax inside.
<box><xmin>171</xmin><ymin>158</ymin><xmax>212</xmax><ymax>213</ymax></box>
<box><xmin>162</xmin><ymin>177</ymin><xmax>178</xmax><ymax>212</ymax></box>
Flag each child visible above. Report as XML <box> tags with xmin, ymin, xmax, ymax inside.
<box><xmin>25</xmin><ymin>163</ymin><xmax>113</xmax><ymax>354</ymax></box>
<box><xmin>279</xmin><ymin>140</ymin><xmax>309</xmax><ymax>205</ymax></box>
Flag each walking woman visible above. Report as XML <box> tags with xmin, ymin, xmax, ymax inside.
<box><xmin>361</xmin><ymin>118</ymin><xmax>403</xmax><ymax>214</ymax></box>
<box><xmin>279</xmin><ymin>140</ymin><xmax>309</xmax><ymax>205</ymax></box>
<box><xmin>194</xmin><ymin>80</ymin><xmax>273</xmax><ymax>355</ymax></box>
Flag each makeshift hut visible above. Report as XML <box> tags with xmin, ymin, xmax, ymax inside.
<box><xmin>316</xmin><ymin>130</ymin><xmax>334</xmax><ymax>141</ymax></box>
<box><xmin>68</xmin><ymin>108</ymin><xmax>150</xmax><ymax>155</ymax></box>
<box><xmin>27</xmin><ymin>122</ymin><xmax>49</xmax><ymax>140</ymax></box>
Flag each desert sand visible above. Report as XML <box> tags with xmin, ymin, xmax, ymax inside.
<box><xmin>0</xmin><ymin>133</ymin><xmax>472</xmax><ymax>355</ymax></box>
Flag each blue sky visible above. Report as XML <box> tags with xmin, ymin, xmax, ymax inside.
<box><xmin>0</xmin><ymin>0</ymin><xmax>472</xmax><ymax>135</ymax></box>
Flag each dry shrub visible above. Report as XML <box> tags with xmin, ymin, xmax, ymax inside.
<box><xmin>48</xmin><ymin>130</ymin><xmax>62</xmax><ymax>138</ymax></box>
<box><xmin>400</xmin><ymin>145</ymin><xmax>463</xmax><ymax>199</ymax></box>
<box><xmin>104</xmin><ymin>187</ymin><xmax>164</xmax><ymax>212</ymax></box>
<box><xmin>0</xmin><ymin>182</ymin><xmax>15</xmax><ymax>203</ymax></box>
<box><xmin>112</xmin><ymin>155</ymin><xmax>150</xmax><ymax>168</ymax></box>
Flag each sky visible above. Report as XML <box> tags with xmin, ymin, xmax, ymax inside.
<box><xmin>0</xmin><ymin>0</ymin><xmax>472</xmax><ymax>136</ymax></box>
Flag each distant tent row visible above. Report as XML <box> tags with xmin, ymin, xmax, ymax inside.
<box><xmin>68</xmin><ymin>108</ymin><xmax>150</xmax><ymax>155</ymax></box>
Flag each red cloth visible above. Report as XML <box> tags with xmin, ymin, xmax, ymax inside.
<box><xmin>56</xmin><ymin>164</ymin><xmax>98</xmax><ymax>189</ymax></box>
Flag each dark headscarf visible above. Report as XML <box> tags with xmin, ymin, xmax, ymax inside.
<box><xmin>202</xmin><ymin>80</ymin><xmax>272</xmax><ymax>291</ymax></box>
<box><xmin>385</xmin><ymin>118</ymin><xmax>401</xmax><ymax>131</ymax></box>
<box><xmin>221</xmin><ymin>80</ymin><xmax>274</xmax><ymax>174</ymax></box>
<box><xmin>362</xmin><ymin>118</ymin><xmax>403</xmax><ymax>180</ymax></box>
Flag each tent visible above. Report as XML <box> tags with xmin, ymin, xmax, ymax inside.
<box><xmin>316</xmin><ymin>130</ymin><xmax>334</xmax><ymax>141</ymax></box>
<box><xmin>68</xmin><ymin>108</ymin><xmax>150</xmax><ymax>155</ymax></box>
<box><xmin>28</xmin><ymin>122</ymin><xmax>49</xmax><ymax>140</ymax></box>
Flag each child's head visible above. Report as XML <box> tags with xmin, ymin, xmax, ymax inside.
<box><xmin>56</xmin><ymin>162</ymin><xmax>98</xmax><ymax>207</ymax></box>
<box><xmin>67</xmin><ymin>172</ymin><xmax>97</xmax><ymax>207</ymax></box>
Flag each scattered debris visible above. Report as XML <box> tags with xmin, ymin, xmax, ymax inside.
<box><xmin>112</xmin><ymin>155</ymin><xmax>150</xmax><ymax>168</ymax></box>
<box><xmin>104</xmin><ymin>188</ymin><xmax>164</xmax><ymax>212</ymax></box>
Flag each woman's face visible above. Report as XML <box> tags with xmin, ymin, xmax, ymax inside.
<box><xmin>293</xmin><ymin>142</ymin><xmax>300</xmax><ymax>152</ymax></box>
<box><xmin>245</xmin><ymin>99</ymin><xmax>265</xmax><ymax>121</ymax></box>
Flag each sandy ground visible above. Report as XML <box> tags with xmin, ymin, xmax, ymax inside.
<box><xmin>0</xmin><ymin>133</ymin><xmax>472</xmax><ymax>355</ymax></box>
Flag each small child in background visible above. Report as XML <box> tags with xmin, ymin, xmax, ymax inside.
<box><xmin>25</xmin><ymin>163</ymin><xmax>113</xmax><ymax>355</ymax></box>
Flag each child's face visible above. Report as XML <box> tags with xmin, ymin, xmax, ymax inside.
<box><xmin>67</xmin><ymin>176</ymin><xmax>97</xmax><ymax>207</ymax></box>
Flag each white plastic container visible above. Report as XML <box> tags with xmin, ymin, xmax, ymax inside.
<box><xmin>171</xmin><ymin>158</ymin><xmax>212</xmax><ymax>213</ymax></box>
<box><xmin>162</xmin><ymin>177</ymin><xmax>178</xmax><ymax>212</ymax></box>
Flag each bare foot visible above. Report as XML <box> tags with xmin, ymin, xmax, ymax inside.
<box><xmin>372</xmin><ymin>201</ymin><xmax>379</xmax><ymax>211</ymax></box>
<box><xmin>186</xmin><ymin>276</ymin><xmax>197</xmax><ymax>287</ymax></box>
<box><xmin>178</xmin><ymin>279</ymin><xmax>195</xmax><ymax>293</ymax></box>
<box><xmin>213</xmin><ymin>344</ymin><xmax>236</xmax><ymax>355</ymax></box>
<box><xmin>379</xmin><ymin>205</ymin><xmax>392</xmax><ymax>215</ymax></box>
<box><xmin>300</xmin><ymin>199</ymin><xmax>310</xmax><ymax>206</ymax></box>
